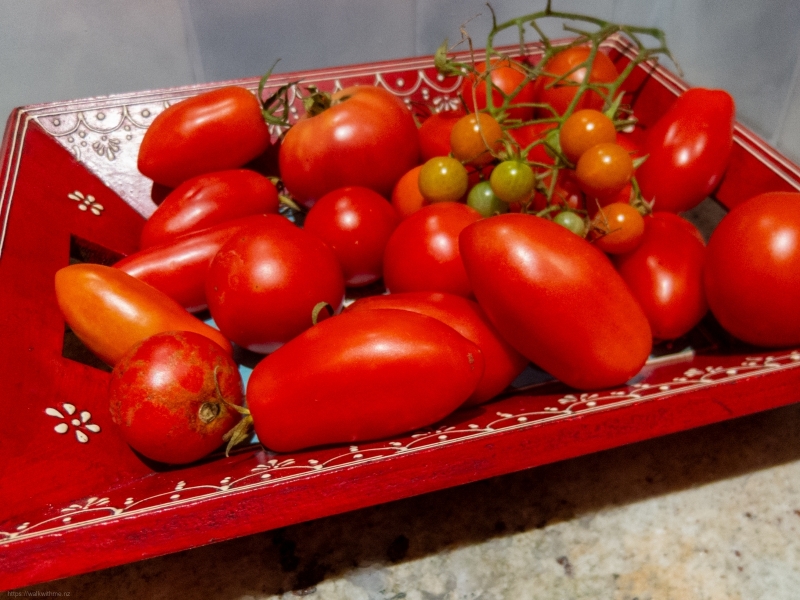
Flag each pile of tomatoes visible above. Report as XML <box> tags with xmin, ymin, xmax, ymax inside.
<box><xmin>53</xmin><ymin>37</ymin><xmax>800</xmax><ymax>466</ymax></box>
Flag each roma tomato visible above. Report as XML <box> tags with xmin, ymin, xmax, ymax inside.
<box><xmin>115</xmin><ymin>216</ymin><xmax>264</xmax><ymax>312</ymax></box>
<box><xmin>704</xmin><ymin>191</ymin><xmax>800</xmax><ymax>347</ymax></box>
<box><xmin>55</xmin><ymin>263</ymin><xmax>232</xmax><ymax>365</ymax></box>
<box><xmin>462</xmin><ymin>59</ymin><xmax>536</xmax><ymax>121</ymax></box>
<box><xmin>347</xmin><ymin>292</ymin><xmax>528</xmax><ymax>405</ymax></box>
<box><xmin>418</xmin><ymin>109</ymin><xmax>465</xmax><ymax>161</ymax></box>
<box><xmin>138</xmin><ymin>86</ymin><xmax>271</xmax><ymax>188</ymax></box>
<box><xmin>246</xmin><ymin>308</ymin><xmax>484</xmax><ymax>452</ymax></box>
<box><xmin>279</xmin><ymin>85</ymin><xmax>420</xmax><ymax>208</ymax></box>
<box><xmin>140</xmin><ymin>169</ymin><xmax>280</xmax><ymax>248</ymax></box>
<box><xmin>383</xmin><ymin>202</ymin><xmax>483</xmax><ymax>297</ymax></box>
<box><xmin>460</xmin><ymin>213</ymin><xmax>652</xmax><ymax>390</ymax></box>
<box><xmin>613</xmin><ymin>213</ymin><xmax>707</xmax><ymax>340</ymax></box>
<box><xmin>534</xmin><ymin>46</ymin><xmax>619</xmax><ymax>116</ymax></box>
<box><xmin>206</xmin><ymin>215</ymin><xmax>345</xmax><ymax>353</ymax></box>
<box><xmin>303</xmin><ymin>186</ymin><xmax>399</xmax><ymax>287</ymax></box>
<box><xmin>108</xmin><ymin>331</ymin><xmax>244</xmax><ymax>464</ymax></box>
<box><xmin>636</xmin><ymin>88</ymin><xmax>735</xmax><ymax>213</ymax></box>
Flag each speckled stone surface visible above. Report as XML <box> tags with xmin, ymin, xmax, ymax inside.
<box><xmin>12</xmin><ymin>400</ymin><xmax>800</xmax><ymax>599</ymax></box>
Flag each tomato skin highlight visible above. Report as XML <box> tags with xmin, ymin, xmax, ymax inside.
<box><xmin>460</xmin><ymin>213</ymin><xmax>652</xmax><ymax>390</ymax></box>
<box><xmin>636</xmin><ymin>88</ymin><xmax>735</xmax><ymax>213</ymax></box>
<box><xmin>140</xmin><ymin>169</ymin><xmax>280</xmax><ymax>248</ymax></box>
<box><xmin>383</xmin><ymin>202</ymin><xmax>482</xmax><ymax>297</ymax></box>
<box><xmin>206</xmin><ymin>215</ymin><xmax>345</xmax><ymax>354</ymax></box>
<box><xmin>246</xmin><ymin>309</ymin><xmax>484</xmax><ymax>452</ymax></box>
<box><xmin>108</xmin><ymin>331</ymin><xmax>244</xmax><ymax>465</ymax></box>
<box><xmin>304</xmin><ymin>186</ymin><xmax>400</xmax><ymax>287</ymax></box>
<box><xmin>613</xmin><ymin>213</ymin><xmax>707</xmax><ymax>340</ymax></box>
<box><xmin>279</xmin><ymin>85</ymin><xmax>420</xmax><ymax>208</ymax></box>
<box><xmin>138</xmin><ymin>86</ymin><xmax>271</xmax><ymax>188</ymax></box>
<box><xmin>115</xmin><ymin>216</ymin><xmax>264</xmax><ymax>312</ymax></box>
<box><xmin>347</xmin><ymin>291</ymin><xmax>528</xmax><ymax>405</ymax></box>
<box><xmin>55</xmin><ymin>263</ymin><xmax>232</xmax><ymax>365</ymax></box>
<box><xmin>704</xmin><ymin>191</ymin><xmax>800</xmax><ymax>347</ymax></box>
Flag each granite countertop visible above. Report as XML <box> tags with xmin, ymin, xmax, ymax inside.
<box><xmin>13</xmin><ymin>398</ymin><xmax>800</xmax><ymax>599</ymax></box>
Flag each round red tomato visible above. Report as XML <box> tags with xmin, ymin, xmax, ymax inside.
<box><xmin>138</xmin><ymin>86</ymin><xmax>272</xmax><ymax>188</ymax></box>
<box><xmin>140</xmin><ymin>169</ymin><xmax>280</xmax><ymax>248</ymax></box>
<box><xmin>418</xmin><ymin>109</ymin><xmax>465</xmax><ymax>161</ymax></box>
<box><xmin>704</xmin><ymin>191</ymin><xmax>800</xmax><ymax>347</ymax></box>
<box><xmin>383</xmin><ymin>203</ymin><xmax>483</xmax><ymax>297</ymax></box>
<box><xmin>534</xmin><ymin>47</ymin><xmax>619</xmax><ymax>117</ymax></box>
<box><xmin>462</xmin><ymin>59</ymin><xmax>536</xmax><ymax>121</ymax></box>
<box><xmin>347</xmin><ymin>291</ymin><xmax>528</xmax><ymax>405</ymax></box>
<box><xmin>206</xmin><ymin>215</ymin><xmax>345</xmax><ymax>353</ymax></box>
<box><xmin>391</xmin><ymin>165</ymin><xmax>429</xmax><ymax>219</ymax></box>
<box><xmin>636</xmin><ymin>88</ymin><xmax>735</xmax><ymax>213</ymax></box>
<box><xmin>303</xmin><ymin>186</ymin><xmax>399</xmax><ymax>287</ymax></box>
<box><xmin>460</xmin><ymin>213</ymin><xmax>652</xmax><ymax>390</ymax></box>
<box><xmin>614</xmin><ymin>213</ymin><xmax>707</xmax><ymax>340</ymax></box>
<box><xmin>279</xmin><ymin>85</ymin><xmax>420</xmax><ymax>208</ymax></box>
<box><xmin>246</xmin><ymin>309</ymin><xmax>484</xmax><ymax>452</ymax></box>
<box><xmin>508</xmin><ymin>122</ymin><xmax>557</xmax><ymax>166</ymax></box>
<box><xmin>108</xmin><ymin>331</ymin><xmax>244</xmax><ymax>464</ymax></box>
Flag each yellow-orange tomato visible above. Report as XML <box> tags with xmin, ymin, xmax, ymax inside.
<box><xmin>559</xmin><ymin>109</ymin><xmax>617</xmax><ymax>164</ymax></box>
<box><xmin>418</xmin><ymin>156</ymin><xmax>469</xmax><ymax>203</ymax></box>
<box><xmin>591</xmin><ymin>202</ymin><xmax>645</xmax><ymax>254</ymax></box>
<box><xmin>55</xmin><ymin>263</ymin><xmax>232</xmax><ymax>365</ymax></box>
<box><xmin>391</xmin><ymin>165</ymin><xmax>429</xmax><ymax>219</ymax></box>
<box><xmin>450</xmin><ymin>113</ymin><xmax>504</xmax><ymax>166</ymax></box>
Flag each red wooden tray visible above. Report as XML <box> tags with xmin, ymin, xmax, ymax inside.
<box><xmin>2</xmin><ymin>35</ymin><xmax>800</xmax><ymax>591</ymax></box>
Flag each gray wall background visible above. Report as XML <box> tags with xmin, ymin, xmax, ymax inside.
<box><xmin>2</xmin><ymin>0</ymin><xmax>800</xmax><ymax>162</ymax></box>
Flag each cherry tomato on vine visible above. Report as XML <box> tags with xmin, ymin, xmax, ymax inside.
<box><xmin>508</xmin><ymin>122</ymin><xmax>557</xmax><ymax>165</ymax></box>
<box><xmin>206</xmin><ymin>215</ymin><xmax>345</xmax><ymax>353</ymax></box>
<box><xmin>636</xmin><ymin>88</ymin><xmax>735</xmax><ymax>213</ymax></box>
<box><xmin>591</xmin><ymin>202</ymin><xmax>645</xmax><ymax>254</ymax></box>
<box><xmin>279</xmin><ymin>85</ymin><xmax>420</xmax><ymax>208</ymax></box>
<box><xmin>462</xmin><ymin>58</ymin><xmax>536</xmax><ymax>121</ymax></box>
<box><xmin>490</xmin><ymin>160</ymin><xmax>536</xmax><ymax>204</ymax></box>
<box><xmin>553</xmin><ymin>211</ymin><xmax>587</xmax><ymax>237</ymax></box>
<box><xmin>575</xmin><ymin>142</ymin><xmax>634</xmax><ymax>199</ymax></box>
<box><xmin>138</xmin><ymin>86</ymin><xmax>272</xmax><ymax>188</ymax></box>
<box><xmin>391</xmin><ymin>165</ymin><xmax>428</xmax><ymax>219</ymax></box>
<box><xmin>559</xmin><ymin>109</ymin><xmax>617</xmax><ymax>164</ymax></box>
<box><xmin>704</xmin><ymin>191</ymin><xmax>800</xmax><ymax>347</ymax></box>
<box><xmin>140</xmin><ymin>169</ymin><xmax>280</xmax><ymax>248</ymax></box>
<box><xmin>418</xmin><ymin>109</ymin><xmax>465</xmax><ymax>161</ymax></box>
<box><xmin>450</xmin><ymin>112</ymin><xmax>504</xmax><ymax>166</ymax></box>
<box><xmin>108</xmin><ymin>331</ymin><xmax>244</xmax><ymax>464</ymax></box>
<box><xmin>418</xmin><ymin>156</ymin><xmax>469</xmax><ymax>203</ymax></box>
<box><xmin>534</xmin><ymin>47</ymin><xmax>619</xmax><ymax>117</ymax></box>
<box><xmin>467</xmin><ymin>181</ymin><xmax>508</xmax><ymax>217</ymax></box>
<box><xmin>304</xmin><ymin>186</ymin><xmax>400</xmax><ymax>287</ymax></box>
<box><xmin>383</xmin><ymin>202</ymin><xmax>482</xmax><ymax>297</ymax></box>
<box><xmin>614</xmin><ymin>213</ymin><xmax>707</xmax><ymax>340</ymax></box>
<box><xmin>530</xmin><ymin>170</ymin><xmax>585</xmax><ymax>213</ymax></box>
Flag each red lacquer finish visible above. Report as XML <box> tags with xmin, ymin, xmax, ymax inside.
<box><xmin>2</xmin><ymin>35</ymin><xmax>800</xmax><ymax>591</ymax></box>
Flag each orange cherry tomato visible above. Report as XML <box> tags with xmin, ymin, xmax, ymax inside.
<box><xmin>462</xmin><ymin>58</ymin><xmax>536</xmax><ymax>122</ymax></box>
<box><xmin>591</xmin><ymin>202</ymin><xmax>645</xmax><ymax>254</ymax></box>
<box><xmin>55</xmin><ymin>263</ymin><xmax>232</xmax><ymax>365</ymax></box>
<box><xmin>575</xmin><ymin>142</ymin><xmax>634</xmax><ymax>199</ymax></box>
<box><xmin>450</xmin><ymin>113</ymin><xmax>504</xmax><ymax>166</ymax></box>
<box><xmin>391</xmin><ymin>165</ymin><xmax>429</xmax><ymax>219</ymax></box>
<box><xmin>559</xmin><ymin>109</ymin><xmax>617</xmax><ymax>164</ymax></box>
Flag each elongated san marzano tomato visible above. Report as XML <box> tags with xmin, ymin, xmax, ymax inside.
<box><xmin>346</xmin><ymin>291</ymin><xmax>528</xmax><ymax>405</ymax></box>
<box><xmin>55</xmin><ymin>263</ymin><xmax>232</xmax><ymax>365</ymax></box>
<box><xmin>138</xmin><ymin>86</ymin><xmax>271</xmax><ymax>188</ymax></box>
<box><xmin>459</xmin><ymin>213</ymin><xmax>652</xmax><ymax>390</ymax></box>
<box><xmin>246</xmin><ymin>309</ymin><xmax>485</xmax><ymax>452</ymax></box>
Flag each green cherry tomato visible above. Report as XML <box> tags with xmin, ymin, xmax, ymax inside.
<box><xmin>467</xmin><ymin>181</ymin><xmax>509</xmax><ymax>217</ymax></box>
<box><xmin>553</xmin><ymin>211</ymin><xmax>587</xmax><ymax>237</ymax></box>
<box><xmin>490</xmin><ymin>160</ymin><xmax>536</xmax><ymax>204</ymax></box>
<box><xmin>418</xmin><ymin>156</ymin><xmax>469</xmax><ymax>203</ymax></box>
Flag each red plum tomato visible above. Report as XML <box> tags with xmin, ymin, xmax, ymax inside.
<box><xmin>613</xmin><ymin>213</ymin><xmax>707</xmax><ymax>340</ymax></box>
<box><xmin>108</xmin><ymin>331</ymin><xmax>244</xmax><ymax>464</ymax></box>
<box><xmin>245</xmin><ymin>309</ymin><xmax>485</xmax><ymax>452</ymax></box>
<box><xmin>704</xmin><ymin>191</ymin><xmax>800</xmax><ymax>347</ymax></box>
<box><xmin>459</xmin><ymin>213</ymin><xmax>652</xmax><ymax>390</ymax></box>
<box><xmin>304</xmin><ymin>186</ymin><xmax>399</xmax><ymax>287</ymax></box>
<box><xmin>279</xmin><ymin>85</ymin><xmax>420</xmax><ymax>208</ymax></box>
<box><xmin>383</xmin><ymin>202</ymin><xmax>482</xmax><ymax>297</ymax></box>
<box><xmin>140</xmin><ymin>169</ymin><xmax>279</xmax><ymax>248</ymax></box>
<box><xmin>138</xmin><ymin>86</ymin><xmax>271</xmax><ymax>188</ymax></box>
<box><xmin>205</xmin><ymin>215</ymin><xmax>345</xmax><ymax>353</ymax></box>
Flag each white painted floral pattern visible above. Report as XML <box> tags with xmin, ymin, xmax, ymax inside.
<box><xmin>45</xmin><ymin>402</ymin><xmax>101</xmax><ymax>443</ymax></box>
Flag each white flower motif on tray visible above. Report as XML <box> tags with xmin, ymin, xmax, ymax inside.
<box><xmin>45</xmin><ymin>403</ymin><xmax>101</xmax><ymax>443</ymax></box>
<box><xmin>68</xmin><ymin>190</ymin><xmax>104</xmax><ymax>216</ymax></box>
